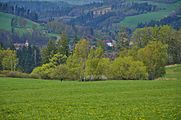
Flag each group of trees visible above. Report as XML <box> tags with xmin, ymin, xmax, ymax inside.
<box><xmin>31</xmin><ymin>39</ymin><xmax>167</xmax><ymax>80</ymax></box>
<box><xmin>131</xmin><ymin>25</ymin><xmax>181</xmax><ymax>64</ymax></box>
<box><xmin>0</xmin><ymin>25</ymin><xmax>180</xmax><ymax>81</ymax></box>
<box><xmin>41</xmin><ymin>34</ymin><xmax>69</xmax><ymax>64</ymax></box>
<box><xmin>17</xmin><ymin>46</ymin><xmax>41</xmax><ymax>73</ymax></box>
<box><xmin>0</xmin><ymin>41</ymin><xmax>41</xmax><ymax>73</ymax></box>
<box><xmin>0</xmin><ymin>49</ymin><xmax>18</xmax><ymax>71</ymax></box>
<box><xmin>31</xmin><ymin>25</ymin><xmax>181</xmax><ymax>81</ymax></box>
<box><xmin>0</xmin><ymin>2</ymin><xmax>38</xmax><ymax>21</ymax></box>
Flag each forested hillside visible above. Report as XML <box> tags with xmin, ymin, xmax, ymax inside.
<box><xmin>1</xmin><ymin>0</ymin><xmax>180</xmax><ymax>41</ymax></box>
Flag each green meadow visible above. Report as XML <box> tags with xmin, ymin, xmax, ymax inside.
<box><xmin>0</xmin><ymin>12</ymin><xmax>58</xmax><ymax>39</ymax></box>
<box><xmin>0</xmin><ymin>64</ymin><xmax>181</xmax><ymax>120</ymax></box>
<box><xmin>0</xmin><ymin>12</ymin><xmax>40</xmax><ymax>32</ymax></box>
<box><xmin>120</xmin><ymin>0</ymin><xmax>181</xmax><ymax>28</ymax></box>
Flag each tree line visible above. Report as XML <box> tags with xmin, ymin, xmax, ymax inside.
<box><xmin>31</xmin><ymin>25</ymin><xmax>181</xmax><ymax>80</ymax></box>
<box><xmin>0</xmin><ymin>25</ymin><xmax>181</xmax><ymax>81</ymax></box>
<box><xmin>0</xmin><ymin>2</ymin><xmax>38</xmax><ymax>21</ymax></box>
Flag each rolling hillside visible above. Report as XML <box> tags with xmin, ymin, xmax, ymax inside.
<box><xmin>0</xmin><ymin>0</ymin><xmax>103</xmax><ymax>5</ymax></box>
<box><xmin>120</xmin><ymin>0</ymin><xmax>181</xmax><ymax>28</ymax></box>
<box><xmin>0</xmin><ymin>12</ymin><xmax>59</xmax><ymax>42</ymax></box>
<box><xmin>0</xmin><ymin>12</ymin><xmax>41</xmax><ymax>33</ymax></box>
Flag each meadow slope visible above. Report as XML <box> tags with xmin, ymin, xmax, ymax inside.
<box><xmin>120</xmin><ymin>0</ymin><xmax>181</xmax><ymax>28</ymax></box>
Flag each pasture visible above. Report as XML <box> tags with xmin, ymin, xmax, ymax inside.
<box><xmin>120</xmin><ymin>0</ymin><xmax>181</xmax><ymax>28</ymax></box>
<box><xmin>0</xmin><ymin>12</ymin><xmax>40</xmax><ymax>32</ymax></box>
<box><xmin>0</xmin><ymin>65</ymin><xmax>181</xmax><ymax>120</ymax></box>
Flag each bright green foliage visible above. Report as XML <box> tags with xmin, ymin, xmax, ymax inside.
<box><xmin>55</xmin><ymin>39</ymin><xmax>90</xmax><ymax>80</ymax></box>
<box><xmin>49</xmin><ymin>53</ymin><xmax>67</xmax><ymax>66</ymax></box>
<box><xmin>74</xmin><ymin>39</ymin><xmax>90</xmax><ymax>60</ymax></box>
<box><xmin>0</xmin><ymin>50</ymin><xmax>3</xmax><ymax>70</ymax></box>
<box><xmin>73</xmin><ymin>39</ymin><xmax>90</xmax><ymax>80</ymax></box>
<box><xmin>111</xmin><ymin>56</ymin><xmax>148</xmax><ymax>80</ymax></box>
<box><xmin>41</xmin><ymin>34</ymin><xmax>69</xmax><ymax>64</ymax></box>
<box><xmin>49</xmin><ymin>64</ymin><xmax>69</xmax><ymax>80</ymax></box>
<box><xmin>137</xmin><ymin>41</ymin><xmax>168</xmax><ymax>79</ymax></box>
<box><xmin>85</xmin><ymin>58</ymin><xmax>100</xmax><ymax>80</ymax></box>
<box><xmin>0</xmin><ymin>49</ymin><xmax>18</xmax><ymax>71</ymax></box>
<box><xmin>119</xmin><ymin>47</ymin><xmax>139</xmax><ymax>59</ymax></box>
<box><xmin>132</xmin><ymin>25</ymin><xmax>181</xmax><ymax>64</ymax></box>
<box><xmin>95</xmin><ymin>58</ymin><xmax>110</xmax><ymax>79</ymax></box>
<box><xmin>31</xmin><ymin>63</ymin><xmax>55</xmax><ymax>79</ymax></box>
<box><xmin>132</xmin><ymin>27</ymin><xmax>156</xmax><ymax>48</ymax></box>
<box><xmin>85</xmin><ymin>47</ymin><xmax>109</xmax><ymax>80</ymax></box>
<box><xmin>66</xmin><ymin>55</ymin><xmax>82</xmax><ymax>80</ymax></box>
<box><xmin>87</xmin><ymin>47</ymin><xmax>104</xmax><ymax>60</ymax></box>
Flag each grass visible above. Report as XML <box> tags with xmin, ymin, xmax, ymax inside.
<box><xmin>120</xmin><ymin>0</ymin><xmax>181</xmax><ymax>29</ymax></box>
<box><xmin>0</xmin><ymin>12</ymin><xmax>59</xmax><ymax>39</ymax></box>
<box><xmin>0</xmin><ymin>12</ymin><xmax>40</xmax><ymax>31</ymax></box>
<box><xmin>0</xmin><ymin>65</ymin><xmax>181</xmax><ymax>119</ymax></box>
<box><xmin>0</xmin><ymin>12</ymin><xmax>43</xmax><ymax>35</ymax></box>
<box><xmin>164</xmin><ymin>64</ymin><xmax>181</xmax><ymax>80</ymax></box>
<box><xmin>0</xmin><ymin>12</ymin><xmax>13</xmax><ymax>31</ymax></box>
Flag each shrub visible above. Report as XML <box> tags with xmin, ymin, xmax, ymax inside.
<box><xmin>0</xmin><ymin>70</ymin><xmax>30</xmax><ymax>78</ymax></box>
<box><xmin>6</xmin><ymin>71</ymin><xmax>30</xmax><ymax>78</ymax></box>
<box><xmin>31</xmin><ymin>63</ymin><xmax>55</xmax><ymax>79</ymax></box>
<box><xmin>49</xmin><ymin>64</ymin><xmax>69</xmax><ymax>80</ymax></box>
<box><xmin>110</xmin><ymin>56</ymin><xmax>148</xmax><ymax>80</ymax></box>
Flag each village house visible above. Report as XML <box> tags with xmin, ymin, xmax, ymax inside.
<box><xmin>92</xmin><ymin>7</ymin><xmax>112</xmax><ymax>17</ymax></box>
<box><xmin>14</xmin><ymin>40</ymin><xmax>29</xmax><ymax>50</ymax></box>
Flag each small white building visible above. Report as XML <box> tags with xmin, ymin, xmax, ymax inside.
<box><xmin>14</xmin><ymin>40</ymin><xmax>29</xmax><ymax>50</ymax></box>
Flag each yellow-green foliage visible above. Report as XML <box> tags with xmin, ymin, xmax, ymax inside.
<box><xmin>0</xmin><ymin>49</ymin><xmax>18</xmax><ymax>71</ymax></box>
<box><xmin>31</xmin><ymin>63</ymin><xmax>55</xmax><ymax>79</ymax></box>
<box><xmin>49</xmin><ymin>64</ymin><xmax>69</xmax><ymax>80</ymax></box>
<box><xmin>137</xmin><ymin>41</ymin><xmax>168</xmax><ymax>79</ymax></box>
<box><xmin>111</xmin><ymin>56</ymin><xmax>148</xmax><ymax>80</ymax></box>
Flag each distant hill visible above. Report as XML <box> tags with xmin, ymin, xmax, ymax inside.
<box><xmin>0</xmin><ymin>0</ymin><xmax>103</xmax><ymax>5</ymax></box>
<box><xmin>0</xmin><ymin>0</ymin><xmax>180</xmax><ymax>41</ymax></box>
<box><xmin>0</xmin><ymin>12</ymin><xmax>58</xmax><ymax>46</ymax></box>
<box><xmin>120</xmin><ymin>0</ymin><xmax>181</xmax><ymax>28</ymax></box>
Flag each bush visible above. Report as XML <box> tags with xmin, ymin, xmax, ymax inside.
<box><xmin>0</xmin><ymin>70</ymin><xmax>30</xmax><ymax>78</ymax></box>
<box><xmin>49</xmin><ymin>64</ymin><xmax>69</xmax><ymax>80</ymax></box>
<box><xmin>110</xmin><ymin>56</ymin><xmax>148</xmax><ymax>80</ymax></box>
<box><xmin>6</xmin><ymin>71</ymin><xmax>30</xmax><ymax>78</ymax></box>
<box><xmin>31</xmin><ymin>63</ymin><xmax>55</xmax><ymax>79</ymax></box>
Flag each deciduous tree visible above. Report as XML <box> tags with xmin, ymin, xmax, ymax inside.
<box><xmin>137</xmin><ymin>41</ymin><xmax>168</xmax><ymax>79</ymax></box>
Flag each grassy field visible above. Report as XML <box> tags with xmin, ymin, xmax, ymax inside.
<box><xmin>0</xmin><ymin>12</ymin><xmax>59</xmax><ymax>39</ymax></box>
<box><xmin>0</xmin><ymin>12</ymin><xmax>40</xmax><ymax>32</ymax></box>
<box><xmin>0</xmin><ymin>65</ymin><xmax>181</xmax><ymax>120</ymax></box>
<box><xmin>120</xmin><ymin>0</ymin><xmax>181</xmax><ymax>28</ymax></box>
